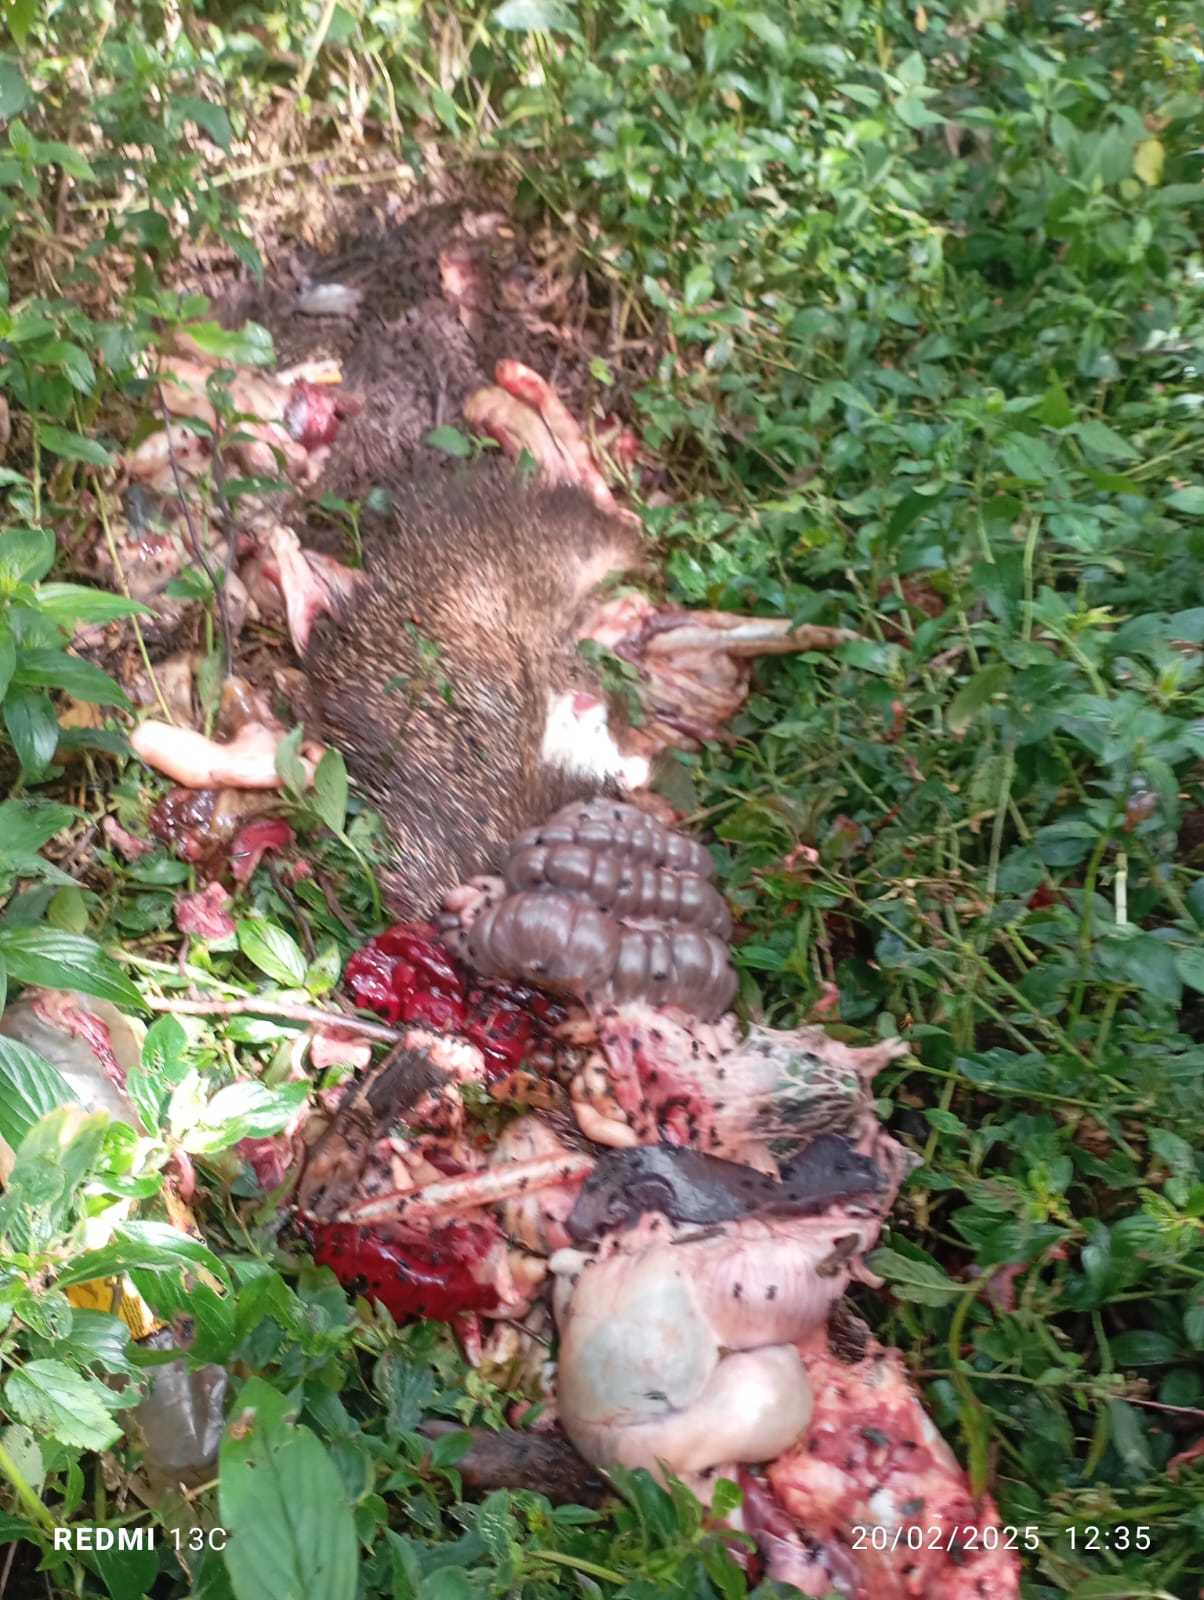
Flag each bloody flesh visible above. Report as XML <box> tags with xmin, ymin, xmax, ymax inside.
<box><xmin>308</xmin><ymin>1218</ymin><xmax>503</xmax><ymax>1321</ymax></box>
<box><xmin>344</xmin><ymin>922</ymin><xmax>567</xmax><ymax>1080</ymax></box>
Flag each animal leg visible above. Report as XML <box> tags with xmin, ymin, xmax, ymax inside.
<box><xmin>581</xmin><ymin>595</ymin><xmax>856</xmax><ymax>748</ymax></box>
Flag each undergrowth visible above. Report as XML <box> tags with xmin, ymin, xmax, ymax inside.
<box><xmin>0</xmin><ymin>1</ymin><xmax>1202</xmax><ymax>1597</ymax></box>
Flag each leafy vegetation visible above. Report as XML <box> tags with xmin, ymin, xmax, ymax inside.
<box><xmin>0</xmin><ymin>0</ymin><xmax>1202</xmax><ymax>1597</ymax></box>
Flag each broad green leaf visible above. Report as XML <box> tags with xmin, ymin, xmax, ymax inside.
<box><xmin>25</xmin><ymin>138</ymin><xmax>94</xmax><ymax>180</ymax></box>
<box><xmin>1097</xmin><ymin>932</ymin><xmax>1181</xmax><ymax>1006</ymax></box>
<box><xmin>0</xmin><ymin>58</ymin><xmax>32</xmax><ymax>113</ymax></box>
<box><xmin>0</xmin><ymin>928</ymin><xmax>144</xmax><ymax>1011</ymax></box>
<box><xmin>424</xmin><ymin>425</ymin><xmax>472</xmax><ymax>457</ymax></box>
<box><xmin>13</xmin><ymin>647</ymin><xmax>131</xmax><ymax>708</ymax></box>
<box><xmin>35</xmin><ymin>583</ymin><xmax>153</xmax><ymax>624</ymax></box>
<box><xmin>40</xmin><ymin>1308</ymin><xmax>136</xmax><ymax>1376</ymax></box>
<box><xmin>40</xmin><ymin>338</ymin><xmax>95</xmax><ymax>392</ymax></box>
<box><xmin>491</xmin><ymin>0</ymin><xmax>575</xmax><ymax>33</ymax></box>
<box><xmin>4</xmin><ymin>1359</ymin><xmax>124</xmax><ymax>1451</ymax></box>
<box><xmin>869</xmin><ymin>1247</ymin><xmax>961</xmax><ymax>1306</ymax></box>
<box><xmin>0</xmin><ymin>797</ymin><xmax>74</xmax><ymax>859</ymax></box>
<box><xmin>56</xmin><ymin>1220</ymin><xmax>232</xmax><ymax>1291</ymax></box>
<box><xmin>219</xmin><ymin>1377</ymin><xmax>357</xmax><ymax>1600</ymax></box>
<box><xmin>180</xmin><ymin>1079</ymin><xmax>310</xmax><ymax>1155</ymax></box>
<box><xmin>3</xmin><ymin>687</ymin><xmax>61</xmax><ymax>776</ymax></box>
<box><xmin>33</xmin><ymin>424</ymin><xmax>114</xmax><ymax>468</ymax></box>
<box><xmin>1073</xmin><ymin>419</ymin><xmax>1141</xmax><ymax>462</ymax></box>
<box><xmin>683</xmin><ymin>263</ymin><xmax>715</xmax><ymax>311</ymax></box>
<box><xmin>1173</xmin><ymin>946</ymin><xmax>1204</xmax><ymax>994</ymax></box>
<box><xmin>999</xmin><ymin>434</ymin><xmax>1061</xmax><ymax>483</ymax></box>
<box><xmin>92</xmin><ymin>1537</ymin><xmax>160</xmax><ymax>1600</ymax></box>
<box><xmin>174</xmin><ymin>320</ymin><xmax>275</xmax><ymax>367</ymax></box>
<box><xmin>0</xmin><ymin>524</ymin><xmax>54</xmax><ymax>584</ymax></box>
<box><xmin>0</xmin><ymin>1427</ymin><xmax>43</xmax><ymax>1501</ymax></box>
<box><xmin>312</xmin><ymin>747</ymin><xmax>348</xmax><ymax>835</ymax></box>
<box><xmin>947</xmin><ymin>663</ymin><xmax>1012</xmax><ymax>735</ymax></box>
<box><xmin>1167</xmin><ymin>486</ymin><xmax>1204</xmax><ymax>515</ymax></box>
<box><xmin>174</xmin><ymin>96</ymin><xmax>233</xmax><ymax>151</ymax></box>
<box><xmin>417</xmin><ymin>1571</ymin><xmax>474</xmax><ymax>1600</ymax></box>
<box><xmin>237</xmin><ymin>920</ymin><xmax>307</xmax><ymax>987</ymax></box>
<box><xmin>0</xmin><ymin>617</ymin><xmax>14</xmax><ymax>703</ymax></box>
<box><xmin>274</xmin><ymin>724</ymin><xmax>307</xmax><ymax>795</ymax></box>
<box><xmin>4</xmin><ymin>1105</ymin><xmax>107</xmax><ymax>1216</ymax></box>
<box><xmin>125</xmin><ymin>1013</ymin><xmax>192</xmax><ymax>1134</ymax></box>
<box><xmin>1104</xmin><ymin>1398</ymin><xmax>1152</xmax><ymax>1473</ymax></box>
<box><xmin>709</xmin><ymin>1477</ymin><xmax>742</xmax><ymax>1520</ymax></box>
<box><xmin>0</xmin><ymin>1037</ymin><xmax>75</xmax><ymax>1152</ymax></box>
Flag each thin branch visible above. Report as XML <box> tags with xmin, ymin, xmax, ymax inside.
<box><xmin>143</xmin><ymin>994</ymin><xmax>401</xmax><ymax>1043</ymax></box>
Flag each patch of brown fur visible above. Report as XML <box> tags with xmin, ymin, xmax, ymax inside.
<box><xmin>303</xmin><ymin>463</ymin><xmax>644</xmax><ymax>915</ymax></box>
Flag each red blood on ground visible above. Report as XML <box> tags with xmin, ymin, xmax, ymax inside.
<box><xmin>344</xmin><ymin>923</ymin><xmax>567</xmax><ymax>1080</ymax></box>
<box><xmin>307</xmin><ymin>1218</ymin><xmax>503</xmax><ymax>1321</ymax></box>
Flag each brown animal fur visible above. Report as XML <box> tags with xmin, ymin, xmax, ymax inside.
<box><xmin>303</xmin><ymin>464</ymin><xmax>644</xmax><ymax>915</ymax></box>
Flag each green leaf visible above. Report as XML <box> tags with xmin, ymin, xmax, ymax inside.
<box><xmin>125</xmin><ymin>1014</ymin><xmax>192</xmax><ymax>1134</ymax></box>
<box><xmin>683</xmin><ymin>263</ymin><xmax>715</xmax><ymax>311</ymax></box>
<box><xmin>1097</xmin><ymin>932</ymin><xmax>1181</xmax><ymax>1006</ymax></box>
<box><xmin>34</xmin><ymin>583</ymin><xmax>153</xmax><ymax>624</ymax></box>
<box><xmin>92</xmin><ymin>1536</ymin><xmax>160</xmax><ymax>1600</ymax></box>
<box><xmin>869</xmin><ymin>1247</ymin><xmax>962</xmax><ymax>1306</ymax></box>
<box><xmin>417</xmin><ymin>1571</ymin><xmax>474</xmax><ymax>1600</ymax></box>
<box><xmin>33</xmin><ymin>424</ymin><xmax>114</xmax><ymax>467</ymax></box>
<box><xmin>1072</xmin><ymin>419</ymin><xmax>1141</xmax><ymax>462</ymax></box>
<box><xmin>999</xmin><ymin>434</ymin><xmax>1061</xmax><ymax>484</ymax></box>
<box><xmin>3</xmin><ymin>686</ymin><xmax>61</xmax><ymax>777</ymax></box>
<box><xmin>1108</xmin><ymin>1330</ymin><xmax>1179</xmax><ymax>1365</ymax></box>
<box><xmin>0</xmin><ymin>1037</ymin><xmax>75</xmax><ymax>1152</ymax></box>
<box><xmin>4</xmin><ymin>1359</ymin><xmax>124</xmax><ymax>1451</ymax></box>
<box><xmin>1167</xmin><ymin>486</ymin><xmax>1204</xmax><ymax>515</ymax></box>
<box><xmin>13</xmin><ymin>647</ymin><xmax>131</xmax><ymax>709</ymax></box>
<box><xmin>0</xmin><ymin>798</ymin><xmax>74</xmax><ymax>860</ymax></box>
<box><xmin>0</xmin><ymin>57</ymin><xmax>32</xmax><ymax>113</ymax></box>
<box><xmin>1133</xmin><ymin>137</ymin><xmax>1164</xmax><ymax>187</ymax></box>
<box><xmin>56</xmin><ymin>1220</ymin><xmax>232</xmax><ymax>1291</ymax></box>
<box><xmin>176</xmin><ymin>321</ymin><xmax>275</xmax><ymax>367</ymax></box>
<box><xmin>179</xmin><ymin>1079</ymin><xmax>310</xmax><ymax>1155</ymax></box>
<box><xmin>709</xmin><ymin>1476</ymin><xmax>743</xmax><ymax>1520</ymax></box>
<box><xmin>491</xmin><ymin>0</ymin><xmax>576</xmax><ymax>33</ymax></box>
<box><xmin>274</xmin><ymin>724</ymin><xmax>307</xmax><ymax>795</ymax></box>
<box><xmin>424</xmin><ymin>425</ymin><xmax>473</xmax><ymax>458</ymax></box>
<box><xmin>0</xmin><ymin>525</ymin><xmax>54</xmax><ymax>584</ymax></box>
<box><xmin>946</xmin><ymin>663</ymin><xmax>1012</xmax><ymax>735</ymax></box>
<box><xmin>1104</xmin><ymin>1398</ymin><xmax>1152</xmax><ymax>1472</ymax></box>
<box><xmin>1174</xmin><ymin>946</ymin><xmax>1204</xmax><ymax>994</ymax></box>
<box><xmin>175</xmin><ymin>96</ymin><xmax>233</xmax><ymax>151</ymax></box>
<box><xmin>0</xmin><ymin>617</ymin><xmax>14</xmax><ymax>703</ymax></box>
<box><xmin>311</xmin><ymin>748</ymin><xmax>348</xmax><ymax>835</ymax></box>
<box><xmin>41</xmin><ymin>1308</ymin><xmax>137</xmax><ymax>1376</ymax></box>
<box><xmin>1</xmin><ymin>1105</ymin><xmax>108</xmax><ymax>1230</ymax></box>
<box><xmin>1065</xmin><ymin>1578</ymin><xmax>1156</xmax><ymax>1600</ymax></box>
<box><xmin>219</xmin><ymin>1377</ymin><xmax>357</xmax><ymax>1600</ymax></box>
<box><xmin>0</xmin><ymin>928</ymin><xmax>144</xmax><ymax>1011</ymax></box>
<box><xmin>237</xmin><ymin>920</ymin><xmax>307</xmax><ymax>987</ymax></box>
